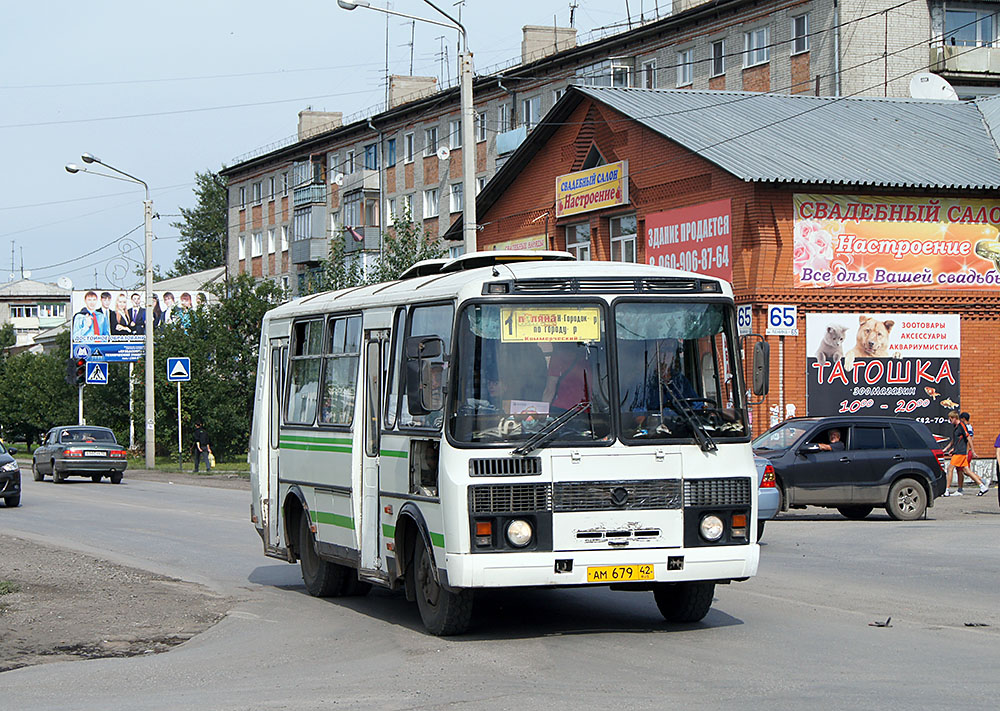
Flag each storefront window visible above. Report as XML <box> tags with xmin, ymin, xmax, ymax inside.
<box><xmin>610</xmin><ymin>215</ymin><xmax>636</xmax><ymax>263</ymax></box>
<box><xmin>566</xmin><ymin>222</ymin><xmax>591</xmax><ymax>261</ymax></box>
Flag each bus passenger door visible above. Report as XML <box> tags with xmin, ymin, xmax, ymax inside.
<box><xmin>265</xmin><ymin>339</ymin><xmax>287</xmax><ymax>552</ymax></box>
<box><xmin>359</xmin><ymin>330</ymin><xmax>388</xmax><ymax>581</ymax></box>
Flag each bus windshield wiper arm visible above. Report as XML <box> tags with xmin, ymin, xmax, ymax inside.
<box><xmin>511</xmin><ymin>400</ymin><xmax>591</xmax><ymax>457</ymax></box>
<box><xmin>661</xmin><ymin>386</ymin><xmax>717</xmax><ymax>453</ymax></box>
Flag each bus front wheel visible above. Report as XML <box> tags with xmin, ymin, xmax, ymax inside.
<box><xmin>653</xmin><ymin>581</ymin><xmax>715</xmax><ymax>623</ymax></box>
<box><xmin>298</xmin><ymin>515</ymin><xmax>347</xmax><ymax>597</ymax></box>
<box><xmin>412</xmin><ymin>540</ymin><xmax>473</xmax><ymax>636</ymax></box>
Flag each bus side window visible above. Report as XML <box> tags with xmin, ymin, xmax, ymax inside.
<box><xmin>286</xmin><ymin>319</ymin><xmax>324</xmax><ymax>425</ymax></box>
<box><xmin>410</xmin><ymin>439</ymin><xmax>439</xmax><ymax>497</ymax></box>
<box><xmin>401</xmin><ymin>303</ymin><xmax>454</xmax><ymax>429</ymax></box>
<box><xmin>384</xmin><ymin>308</ymin><xmax>406</xmax><ymax>429</ymax></box>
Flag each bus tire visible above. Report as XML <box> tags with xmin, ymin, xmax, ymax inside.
<box><xmin>298</xmin><ymin>515</ymin><xmax>347</xmax><ymax>597</ymax></box>
<box><xmin>412</xmin><ymin>540</ymin><xmax>472</xmax><ymax>636</ymax></box>
<box><xmin>341</xmin><ymin>576</ymin><xmax>372</xmax><ymax>597</ymax></box>
<box><xmin>653</xmin><ymin>581</ymin><xmax>715</xmax><ymax>623</ymax></box>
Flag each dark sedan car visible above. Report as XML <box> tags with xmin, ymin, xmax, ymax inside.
<box><xmin>32</xmin><ymin>426</ymin><xmax>127</xmax><ymax>484</ymax></box>
<box><xmin>1</xmin><ymin>442</ymin><xmax>20</xmax><ymax>507</ymax></box>
<box><xmin>752</xmin><ymin>416</ymin><xmax>946</xmax><ymax>521</ymax></box>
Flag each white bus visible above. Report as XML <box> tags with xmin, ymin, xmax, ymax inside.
<box><xmin>250</xmin><ymin>252</ymin><xmax>768</xmax><ymax>635</ymax></box>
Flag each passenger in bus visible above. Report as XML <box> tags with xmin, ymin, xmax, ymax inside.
<box><xmin>631</xmin><ymin>339</ymin><xmax>699</xmax><ymax>415</ymax></box>
<box><xmin>543</xmin><ymin>341</ymin><xmax>593</xmax><ymax>414</ymax></box>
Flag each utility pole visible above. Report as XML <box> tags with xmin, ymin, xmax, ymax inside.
<box><xmin>569</xmin><ymin>1</ymin><xmax>578</xmax><ymax>28</ymax></box>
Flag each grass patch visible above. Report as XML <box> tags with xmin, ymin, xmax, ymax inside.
<box><xmin>0</xmin><ymin>581</ymin><xmax>19</xmax><ymax>595</ymax></box>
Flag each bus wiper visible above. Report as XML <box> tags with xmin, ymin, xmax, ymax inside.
<box><xmin>511</xmin><ymin>401</ymin><xmax>591</xmax><ymax>457</ymax></box>
<box><xmin>661</xmin><ymin>386</ymin><xmax>718</xmax><ymax>453</ymax></box>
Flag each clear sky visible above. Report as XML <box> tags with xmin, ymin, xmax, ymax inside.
<box><xmin>0</xmin><ymin>1</ymin><xmax>669</xmax><ymax>290</ymax></box>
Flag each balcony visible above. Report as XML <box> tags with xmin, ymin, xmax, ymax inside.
<box><xmin>343</xmin><ymin>226</ymin><xmax>382</xmax><ymax>253</ymax></box>
<box><xmin>341</xmin><ymin>168</ymin><xmax>380</xmax><ymax>193</ymax></box>
<box><xmin>293</xmin><ymin>183</ymin><xmax>327</xmax><ymax>207</ymax></box>
<box><xmin>930</xmin><ymin>45</ymin><xmax>1000</xmax><ymax>76</ymax></box>
<box><xmin>496</xmin><ymin>126</ymin><xmax>527</xmax><ymax>155</ymax></box>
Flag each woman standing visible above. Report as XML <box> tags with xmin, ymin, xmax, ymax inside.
<box><xmin>109</xmin><ymin>293</ymin><xmax>134</xmax><ymax>335</ymax></box>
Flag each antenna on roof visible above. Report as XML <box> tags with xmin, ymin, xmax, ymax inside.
<box><xmin>909</xmin><ymin>73</ymin><xmax>959</xmax><ymax>101</ymax></box>
<box><xmin>569</xmin><ymin>1</ymin><xmax>578</xmax><ymax>27</ymax></box>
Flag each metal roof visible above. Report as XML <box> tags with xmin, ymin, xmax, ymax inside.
<box><xmin>575</xmin><ymin>86</ymin><xmax>1000</xmax><ymax>190</ymax></box>
<box><xmin>0</xmin><ymin>279</ymin><xmax>70</xmax><ymax>299</ymax></box>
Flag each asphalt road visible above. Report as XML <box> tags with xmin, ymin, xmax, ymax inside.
<box><xmin>1</xmin><ymin>473</ymin><xmax>998</xmax><ymax>710</ymax></box>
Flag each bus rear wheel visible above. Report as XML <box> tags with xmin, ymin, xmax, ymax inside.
<box><xmin>653</xmin><ymin>581</ymin><xmax>715</xmax><ymax>623</ymax></box>
<box><xmin>298</xmin><ymin>515</ymin><xmax>347</xmax><ymax>597</ymax></box>
<box><xmin>412</xmin><ymin>540</ymin><xmax>472</xmax><ymax>636</ymax></box>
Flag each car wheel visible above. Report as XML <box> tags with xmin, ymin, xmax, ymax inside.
<box><xmin>886</xmin><ymin>478</ymin><xmax>927</xmax><ymax>521</ymax></box>
<box><xmin>298</xmin><ymin>514</ymin><xmax>347</xmax><ymax>597</ymax></box>
<box><xmin>32</xmin><ymin>459</ymin><xmax>43</xmax><ymax>481</ymax></box>
<box><xmin>412</xmin><ymin>538</ymin><xmax>473</xmax><ymax>636</ymax></box>
<box><xmin>756</xmin><ymin>520</ymin><xmax>765</xmax><ymax>541</ymax></box>
<box><xmin>653</xmin><ymin>581</ymin><xmax>715</xmax><ymax>623</ymax></box>
<box><xmin>52</xmin><ymin>463</ymin><xmax>64</xmax><ymax>484</ymax></box>
<box><xmin>91</xmin><ymin>474</ymin><xmax>103</xmax><ymax>483</ymax></box>
<box><xmin>110</xmin><ymin>472</ymin><xmax>123</xmax><ymax>485</ymax></box>
<box><xmin>837</xmin><ymin>505</ymin><xmax>874</xmax><ymax>520</ymax></box>
<box><xmin>3</xmin><ymin>495</ymin><xmax>19</xmax><ymax>507</ymax></box>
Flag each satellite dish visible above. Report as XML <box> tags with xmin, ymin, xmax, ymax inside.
<box><xmin>58</xmin><ymin>276</ymin><xmax>73</xmax><ymax>290</ymax></box>
<box><xmin>7</xmin><ymin>273</ymin><xmax>13</xmax><ymax>282</ymax></box>
<box><xmin>333</xmin><ymin>173</ymin><xmax>344</xmax><ymax>186</ymax></box>
<box><xmin>436</xmin><ymin>146</ymin><xmax>451</xmax><ymax>161</ymax></box>
<box><xmin>909</xmin><ymin>73</ymin><xmax>959</xmax><ymax>101</ymax></box>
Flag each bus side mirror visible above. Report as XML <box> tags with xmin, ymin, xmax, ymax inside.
<box><xmin>752</xmin><ymin>341</ymin><xmax>770</xmax><ymax>396</ymax></box>
<box><xmin>405</xmin><ymin>337</ymin><xmax>445</xmax><ymax>415</ymax></box>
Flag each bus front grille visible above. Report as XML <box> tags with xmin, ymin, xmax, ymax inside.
<box><xmin>553</xmin><ymin>480</ymin><xmax>682</xmax><ymax>512</ymax></box>
<box><xmin>470</xmin><ymin>484</ymin><xmax>552</xmax><ymax>513</ymax></box>
<box><xmin>683</xmin><ymin>478</ymin><xmax>752</xmax><ymax>507</ymax></box>
<box><xmin>469</xmin><ymin>457</ymin><xmax>542</xmax><ymax>477</ymax></box>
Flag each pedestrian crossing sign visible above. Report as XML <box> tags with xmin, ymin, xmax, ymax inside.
<box><xmin>166</xmin><ymin>357</ymin><xmax>191</xmax><ymax>382</ymax></box>
<box><xmin>86</xmin><ymin>361</ymin><xmax>108</xmax><ymax>385</ymax></box>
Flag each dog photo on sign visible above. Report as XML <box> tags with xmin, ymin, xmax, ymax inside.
<box><xmin>844</xmin><ymin>315</ymin><xmax>894</xmax><ymax>368</ymax></box>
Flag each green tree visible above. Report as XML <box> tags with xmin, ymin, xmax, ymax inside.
<box><xmin>170</xmin><ymin>169</ymin><xmax>227</xmax><ymax>276</ymax></box>
<box><xmin>0</xmin><ymin>332</ymin><xmax>76</xmax><ymax>447</ymax></box>
<box><xmin>0</xmin><ymin>323</ymin><xmax>15</xmax><ymax>354</ymax></box>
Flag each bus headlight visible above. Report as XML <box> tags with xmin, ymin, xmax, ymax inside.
<box><xmin>699</xmin><ymin>514</ymin><xmax>724</xmax><ymax>542</ymax></box>
<box><xmin>506</xmin><ymin>519</ymin><xmax>533</xmax><ymax>547</ymax></box>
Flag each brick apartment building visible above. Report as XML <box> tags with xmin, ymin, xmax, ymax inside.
<box><xmin>221</xmin><ymin>0</ymin><xmax>1000</xmax><ymax>296</ymax></box>
<box><xmin>446</xmin><ymin>85</ymin><xmax>1000</xmax><ymax>439</ymax></box>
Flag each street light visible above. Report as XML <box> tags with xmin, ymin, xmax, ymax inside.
<box><xmin>65</xmin><ymin>154</ymin><xmax>157</xmax><ymax>469</ymax></box>
<box><xmin>337</xmin><ymin>0</ymin><xmax>477</xmax><ymax>255</ymax></box>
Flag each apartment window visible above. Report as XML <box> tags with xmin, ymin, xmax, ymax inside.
<box><xmin>344</xmin><ymin>192</ymin><xmax>362</xmax><ymax>227</ymax></box>
<box><xmin>252</xmin><ymin>231</ymin><xmax>263</xmax><ymax>257</ymax></box>
<box><xmin>238</xmin><ymin>235</ymin><xmax>246</xmax><ymax>260</ymax></box>
<box><xmin>404</xmin><ymin>132</ymin><xmax>414</xmax><ymax>162</ymax></box>
<box><xmin>364</xmin><ymin>143</ymin><xmax>379</xmax><ymax>170</ymax></box>
<box><xmin>744</xmin><ymin>27</ymin><xmax>770</xmax><ymax>67</ymax></box>
<box><xmin>577</xmin><ymin>58</ymin><xmax>632</xmax><ymax>87</ymax></box>
<box><xmin>268</xmin><ymin>177</ymin><xmax>275</xmax><ymax>200</ymax></box>
<box><xmin>387</xmin><ymin>197</ymin><xmax>397</xmax><ymax>220</ymax></box>
<box><xmin>946</xmin><ymin>9</ymin><xmax>996</xmax><ymax>47</ymax></box>
<box><xmin>610</xmin><ymin>215</ymin><xmax>637</xmax><ymax>263</ymax></box>
<box><xmin>553</xmin><ymin>87</ymin><xmax>567</xmax><ymax>102</ymax></box>
<box><xmin>386</xmin><ymin>138</ymin><xmax>396</xmax><ymax>166</ymax></box>
<box><xmin>282</xmin><ymin>172</ymin><xmax>289</xmax><ymax>195</ymax></box>
<box><xmin>253</xmin><ymin>182</ymin><xmax>262</xmax><ymax>204</ymax></box>
<box><xmin>345</xmin><ymin>149</ymin><xmax>355</xmax><ymax>174</ymax></box>
<box><xmin>312</xmin><ymin>158</ymin><xmax>325</xmax><ymax>184</ymax></box>
<box><xmin>522</xmin><ymin>95</ymin><xmax>541</xmax><ymax>129</ymax></box>
<box><xmin>239</xmin><ymin>187</ymin><xmax>246</xmax><ymax>209</ymax></box>
<box><xmin>267</xmin><ymin>228</ymin><xmax>276</xmax><ymax>253</ymax></box>
<box><xmin>448</xmin><ymin>245</ymin><xmax>463</xmax><ymax>259</ymax></box>
<box><xmin>401</xmin><ymin>193</ymin><xmax>413</xmax><ymax>217</ymax></box>
<box><xmin>292</xmin><ymin>161</ymin><xmax>310</xmax><ymax>190</ymax></box>
<box><xmin>330</xmin><ymin>211</ymin><xmax>341</xmax><ymax>235</ymax></box>
<box><xmin>499</xmin><ymin>104</ymin><xmax>510</xmax><ymax>132</ymax></box>
<box><xmin>281</xmin><ymin>275</ymin><xmax>289</xmax><ymax>292</ymax></box>
<box><xmin>476</xmin><ymin>177</ymin><xmax>486</xmax><ymax>195</ymax></box>
<box><xmin>293</xmin><ymin>209</ymin><xmax>311</xmax><ymax>242</ymax></box>
<box><xmin>423</xmin><ymin>188</ymin><xmax>439</xmax><ymax>217</ymax></box>
<box><xmin>365</xmin><ymin>197</ymin><xmax>379</xmax><ymax>227</ymax></box>
<box><xmin>565</xmin><ymin>222</ymin><xmax>591</xmax><ymax>261</ymax></box>
<box><xmin>10</xmin><ymin>305</ymin><xmax>38</xmax><ymax>318</ymax></box>
<box><xmin>449</xmin><ymin>119</ymin><xmax>462</xmax><ymax>149</ymax></box>
<box><xmin>711</xmin><ymin>40</ymin><xmax>725</xmax><ymax>77</ymax></box>
<box><xmin>424</xmin><ymin>126</ymin><xmax>439</xmax><ymax>156</ymax></box>
<box><xmin>676</xmin><ymin>49</ymin><xmax>693</xmax><ymax>87</ymax></box>
<box><xmin>280</xmin><ymin>225</ymin><xmax>289</xmax><ymax>251</ymax></box>
<box><xmin>791</xmin><ymin>14</ymin><xmax>810</xmax><ymax>54</ymax></box>
<box><xmin>640</xmin><ymin>60</ymin><xmax>656</xmax><ymax>89</ymax></box>
<box><xmin>477</xmin><ymin>111</ymin><xmax>487</xmax><ymax>141</ymax></box>
<box><xmin>449</xmin><ymin>183</ymin><xmax>463</xmax><ymax>213</ymax></box>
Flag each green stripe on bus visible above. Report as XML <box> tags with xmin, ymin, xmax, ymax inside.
<box><xmin>310</xmin><ymin>509</ymin><xmax>355</xmax><ymax>530</ymax></box>
<box><xmin>379</xmin><ymin>449</ymin><xmax>407</xmax><ymax>459</ymax></box>
<box><xmin>280</xmin><ymin>442</ymin><xmax>352</xmax><ymax>454</ymax></box>
<box><xmin>281</xmin><ymin>435</ymin><xmax>353</xmax><ymax>445</ymax></box>
<box><xmin>380</xmin><ymin>523</ymin><xmax>443</xmax><ymax>549</ymax></box>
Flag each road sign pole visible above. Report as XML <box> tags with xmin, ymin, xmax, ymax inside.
<box><xmin>78</xmin><ymin>385</ymin><xmax>84</xmax><ymax>426</ymax></box>
<box><xmin>177</xmin><ymin>381</ymin><xmax>182</xmax><ymax>472</ymax></box>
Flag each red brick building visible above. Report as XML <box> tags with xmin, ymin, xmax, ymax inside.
<box><xmin>447</xmin><ymin>86</ymin><xmax>1000</xmax><ymax>447</ymax></box>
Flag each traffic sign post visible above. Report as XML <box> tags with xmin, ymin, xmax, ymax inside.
<box><xmin>167</xmin><ymin>358</ymin><xmax>191</xmax><ymax>470</ymax></box>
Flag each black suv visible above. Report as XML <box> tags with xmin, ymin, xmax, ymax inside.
<box><xmin>752</xmin><ymin>416</ymin><xmax>946</xmax><ymax>521</ymax></box>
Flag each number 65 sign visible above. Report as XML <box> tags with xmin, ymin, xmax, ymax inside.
<box><xmin>766</xmin><ymin>305</ymin><xmax>799</xmax><ymax>336</ymax></box>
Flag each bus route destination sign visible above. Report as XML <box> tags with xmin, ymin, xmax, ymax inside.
<box><xmin>500</xmin><ymin>307</ymin><xmax>601</xmax><ymax>343</ymax></box>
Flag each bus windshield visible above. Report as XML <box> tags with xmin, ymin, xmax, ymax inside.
<box><xmin>615</xmin><ymin>301</ymin><xmax>746</xmax><ymax>442</ymax></box>
<box><xmin>449</xmin><ymin>302</ymin><xmax>613</xmax><ymax>445</ymax></box>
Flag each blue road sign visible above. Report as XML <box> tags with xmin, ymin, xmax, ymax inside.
<box><xmin>166</xmin><ymin>357</ymin><xmax>191</xmax><ymax>382</ymax></box>
<box><xmin>86</xmin><ymin>361</ymin><xmax>109</xmax><ymax>385</ymax></box>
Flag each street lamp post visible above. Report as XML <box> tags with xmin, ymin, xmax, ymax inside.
<box><xmin>65</xmin><ymin>155</ymin><xmax>157</xmax><ymax>469</ymax></box>
<box><xmin>337</xmin><ymin>0</ymin><xmax>477</xmax><ymax>254</ymax></box>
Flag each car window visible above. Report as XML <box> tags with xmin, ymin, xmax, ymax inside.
<box><xmin>893</xmin><ymin>422</ymin><xmax>928</xmax><ymax>449</ymax></box>
<box><xmin>852</xmin><ymin>427</ymin><xmax>884</xmax><ymax>450</ymax></box>
<box><xmin>883</xmin><ymin>425</ymin><xmax>902</xmax><ymax>449</ymax></box>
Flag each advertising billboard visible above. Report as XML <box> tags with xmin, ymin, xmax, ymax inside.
<box><xmin>70</xmin><ymin>289</ymin><xmax>208</xmax><ymax>362</ymax></box>
<box><xmin>645</xmin><ymin>198</ymin><xmax>732</xmax><ymax>282</ymax></box>
<box><xmin>805</xmin><ymin>312</ymin><xmax>960</xmax><ymax>438</ymax></box>
<box><xmin>554</xmin><ymin>160</ymin><xmax>628</xmax><ymax>219</ymax></box>
<box><xmin>793</xmin><ymin>194</ymin><xmax>1000</xmax><ymax>289</ymax></box>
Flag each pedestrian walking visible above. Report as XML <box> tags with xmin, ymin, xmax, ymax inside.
<box><xmin>192</xmin><ymin>421</ymin><xmax>212</xmax><ymax>473</ymax></box>
<box><xmin>942</xmin><ymin>410</ymin><xmax>988</xmax><ymax>496</ymax></box>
